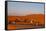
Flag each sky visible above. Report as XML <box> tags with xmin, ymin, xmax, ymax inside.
<box><xmin>8</xmin><ymin>2</ymin><xmax>44</xmax><ymax>16</ymax></box>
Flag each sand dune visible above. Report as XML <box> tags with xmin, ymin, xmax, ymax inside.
<box><xmin>8</xmin><ymin>14</ymin><xmax>44</xmax><ymax>24</ymax></box>
<box><xmin>7</xmin><ymin>14</ymin><xmax>45</xmax><ymax>30</ymax></box>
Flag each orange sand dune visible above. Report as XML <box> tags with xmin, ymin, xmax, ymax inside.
<box><xmin>7</xmin><ymin>14</ymin><xmax>45</xmax><ymax>30</ymax></box>
<box><xmin>7</xmin><ymin>24</ymin><xmax>16</xmax><ymax>30</ymax></box>
<box><xmin>8</xmin><ymin>14</ymin><xmax>45</xmax><ymax>24</ymax></box>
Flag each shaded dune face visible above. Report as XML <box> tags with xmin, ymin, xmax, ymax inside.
<box><xmin>8</xmin><ymin>16</ymin><xmax>16</xmax><ymax>22</ymax></box>
<box><xmin>8</xmin><ymin>14</ymin><xmax>45</xmax><ymax>25</ymax></box>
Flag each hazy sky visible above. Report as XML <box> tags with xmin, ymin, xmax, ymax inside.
<box><xmin>8</xmin><ymin>2</ymin><xmax>44</xmax><ymax>16</ymax></box>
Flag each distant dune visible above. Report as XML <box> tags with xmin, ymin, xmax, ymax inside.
<box><xmin>8</xmin><ymin>14</ymin><xmax>45</xmax><ymax>24</ymax></box>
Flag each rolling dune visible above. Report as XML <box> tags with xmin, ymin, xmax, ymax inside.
<box><xmin>7</xmin><ymin>14</ymin><xmax>45</xmax><ymax>30</ymax></box>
